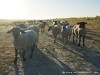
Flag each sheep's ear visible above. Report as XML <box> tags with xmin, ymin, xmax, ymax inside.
<box><xmin>7</xmin><ymin>29</ymin><xmax>13</xmax><ymax>33</ymax></box>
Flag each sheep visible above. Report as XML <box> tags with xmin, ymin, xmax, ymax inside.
<box><xmin>28</xmin><ymin>20</ymin><xmax>34</xmax><ymax>25</ymax></box>
<box><xmin>60</xmin><ymin>21</ymin><xmax>69</xmax><ymax>26</ymax></box>
<box><xmin>25</xmin><ymin>25</ymin><xmax>39</xmax><ymax>37</ymax></box>
<box><xmin>61</xmin><ymin>25</ymin><xmax>72</xmax><ymax>44</ymax></box>
<box><xmin>48</xmin><ymin>24</ymin><xmax>62</xmax><ymax>43</ymax></box>
<box><xmin>25</xmin><ymin>25</ymin><xmax>39</xmax><ymax>44</ymax></box>
<box><xmin>72</xmin><ymin>22</ymin><xmax>87</xmax><ymax>47</ymax></box>
<box><xmin>13</xmin><ymin>22</ymin><xmax>27</xmax><ymax>28</ymax></box>
<box><xmin>39</xmin><ymin>21</ymin><xmax>46</xmax><ymax>32</ymax></box>
<box><xmin>53</xmin><ymin>21</ymin><xmax>58</xmax><ymax>25</ymax></box>
<box><xmin>16</xmin><ymin>24</ymin><xmax>39</xmax><ymax>42</ymax></box>
<box><xmin>7</xmin><ymin>27</ymin><xmax>38</xmax><ymax>64</ymax></box>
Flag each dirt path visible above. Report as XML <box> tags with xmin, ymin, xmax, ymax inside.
<box><xmin>0</xmin><ymin>29</ymin><xmax>100</xmax><ymax>75</ymax></box>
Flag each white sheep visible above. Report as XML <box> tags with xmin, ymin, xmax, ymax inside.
<box><xmin>25</xmin><ymin>25</ymin><xmax>39</xmax><ymax>44</ymax></box>
<box><xmin>39</xmin><ymin>21</ymin><xmax>46</xmax><ymax>32</ymax></box>
<box><xmin>53</xmin><ymin>21</ymin><xmax>58</xmax><ymax>25</ymax></box>
<box><xmin>72</xmin><ymin>22</ymin><xmax>87</xmax><ymax>46</ymax></box>
<box><xmin>25</xmin><ymin>25</ymin><xmax>39</xmax><ymax>37</ymax></box>
<box><xmin>48</xmin><ymin>25</ymin><xmax>62</xmax><ymax>43</ymax></box>
<box><xmin>7</xmin><ymin>27</ymin><xmax>38</xmax><ymax>64</ymax></box>
<box><xmin>16</xmin><ymin>24</ymin><xmax>39</xmax><ymax>36</ymax></box>
<box><xmin>17</xmin><ymin>24</ymin><xmax>39</xmax><ymax>42</ymax></box>
<box><xmin>61</xmin><ymin>25</ymin><xmax>72</xmax><ymax>44</ymax></box>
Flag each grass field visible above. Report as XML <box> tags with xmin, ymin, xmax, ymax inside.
<box><xmin>0</xmin><ymin>17</ymin><xmax>100</xmax><ymax>75</ymax></box>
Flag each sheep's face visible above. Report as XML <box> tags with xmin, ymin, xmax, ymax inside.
<box><xmin>12</xmin><ymin>28</ymin><xmax>23</xmax><ymax>41</ymax></box>
<box><xmin>77</xmin><ymin>22</ymin><xmax>87</xmax><ymax>28</ymax></box>
<box><xmin>7</xmin><ymin>27</ymin><xmax>25</xmax><ymax>41</ymax></box>
<box><xmin>12</xmin><ymin>27</ymin><xmax>21</xmax><ymax>34</ymax></box>
<box><xmin>63</xmin><ymin>25</ymin><xmax>67</xmax><ymax>30</ymax></box>
<box><xmin>53</xmin><ymin>21</ymin><xmax>58</xmax><ymax>25</ymax></box>
<box><xmin>43</xmin><ymin>22</ymin><xmax>46</xmax><ymax>25</ymax></box>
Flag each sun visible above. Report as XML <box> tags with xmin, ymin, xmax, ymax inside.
<box><xmin>0</xmin><ymin>0</ymin><xmax>27</xmax><ymax>19</ymax></box>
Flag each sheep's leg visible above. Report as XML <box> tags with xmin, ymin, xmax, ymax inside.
<box><xmin>22</xmin><ymin>49</ymin><xmax>26</xmax><ymax>61</ymax></box>
<box><xmin>35</xmin><ymin>35</ymin><xmax>39</xmax><ymax>47</ymax></box>
<box><xmin>62</xmin><ymin>37</ymin><xmax>65</xmax><ymax>43</ymax></box>
<box><xmin>14</xmin><ymin>48</ymin><xmax>18</xmax><ymax>64</ymax></box>
<box><xmin>61</xmin><ymin>35</ymin><xmax>65</xmax><ymax>47</ymax></box>
<box><xmin>58</xmin><ymin>33</ymin><xmax>61</xmax><ymax>38</ymax></box>
<box><xmin>42</xmin><ymin>28</ymin><xmax>44</xmax><ymax>32</ymax></box>
<box><xmin>42</xmin><ymin>28</ymin><xmax>43</xmax><ymax>33</ymax></box>
<box><xmin>72</xmin><ymin>30</ymin><xmax>75</xmax><ymax>43</ymax></box>
<box><xmin>68</xmin><ymin>36</ymin><xmax>70</xmax><ymax>40</ymax></box>
<box><xmin>30</xmin><ymin>44</ymin><xmax>35</xmax><ymax>58</ymax></box>
<box><xmin>65</xmin><ymin>37</ymin><xmax>68</xmax><ymax>43</ymax></box>
<box><xmin>83</xmin><ymin>36</ymin><xmax>85</xmax><ymax>47</ymax></box>
<box><xmin>35</xmin><ymin>41</ymin><xmax>38</xmax><ymax>48</ymax></box>
<box><xmin>41</xmin><ymin>28</ymin><xmax>42</xmax><ymax>32</ymax></box>
<box><xmin>54</xmin><ymin>35</ymin><xmax>57</xmax><ymax>43</ymax></box>
<box><xmin>43</xmin><ymin>28</ymin><xmax>45</xmax><ymax>32</ymax></box>
<box><xmin>73</xmin><ymin>35</ymin><xmax>75</xmax><ymax>43</ymax></box>
<box><xmin>78</xmin><ymin>36</ymin><xmax>81</xmax><ymax>47</ymax></box>
<box><xmin>54</xmin><ymin>38</ymin><xmax>56</xmax><ymax>43</ymax></box>
<box><xmin>63</xmin><ymin>38</ymin><xmax>66</xmax><ymax>48</ymax></box>
<box><xmin>76</xmin><ymin>35</ymin><xmax>78</xmax><ymax>43</ymax></box>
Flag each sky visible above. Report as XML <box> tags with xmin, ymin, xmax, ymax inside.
<box><xmin>0</xmin><ymin>0</ymin><xmax>100</xmax><ymax>20</ymax></box>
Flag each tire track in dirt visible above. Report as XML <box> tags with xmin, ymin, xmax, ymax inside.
<box><xmin>38</xmin><ymin>32</ymin><xmax>100</xmax><ymax>75</ymax></box>
<box><xmin>0</xmin><ymin>28</ymin><xmax>100</xmax><ymax>75</ymax></box>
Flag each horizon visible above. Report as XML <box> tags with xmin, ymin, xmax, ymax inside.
<box><xmin>0</xmin><ymin>16</ymin><xmax>99</xmax><ymax>20</ymax></box>
<box><xmin>0</xmin><ymin>0</ymin><xmax>100</xmax><ymax>20</ymax></box>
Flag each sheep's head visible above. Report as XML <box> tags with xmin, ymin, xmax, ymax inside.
<box><xmin>77</xmin><ymin>22</ymin><xmax>87</xmax><ymax>28</ymax></box>
<box><xmin>63</xmin><ymin>25</ymin><xmax>67</xmax><ymax>30</ymax></box>
<box><xmin>7</xmin><ymin>27</ymin><xmax>25</xmax><ymax>33</ymax></box>
<box><xmin>44</xmin><ymin>22</ymin><xmax>46</xmax><ymax>25</ymax></box>
<box><xmin>53</xmin><ymin>21</ymin><xmax>58</xmax><ymax>25</ymax></box>
<box><xmin>7</xmin><ymin>27</ymin><xmax>25</xmax><ymax>41</ymax></box>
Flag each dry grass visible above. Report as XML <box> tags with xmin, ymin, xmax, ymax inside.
<box><xmin>0</xmin><ymin>17</ymin><xmax>100</xmax><ymax>75</ymax></box>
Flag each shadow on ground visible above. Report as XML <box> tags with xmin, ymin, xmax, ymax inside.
<box><xmin>13</xmin><ymin>47</ymin><xmax>76</xmax><ymax>75</ymax></box>
<box><xmin>13</xmin><ymin>32</ymin><xmax>100</xmax><ymax>75</ymax></box>
<box><xmin>44</xmin><ymin>32</ymin><xmax>100</xmax><ymax>73</ymax></box>
<box><xmin>65</xmin><ymin>45</ymin><xmax>100</xmax><ymax>70</ymax></box>
<box><xmin>86</xmin><ymin>29</ymin><xmax>100</xmax><ymax>43</ymax></box>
